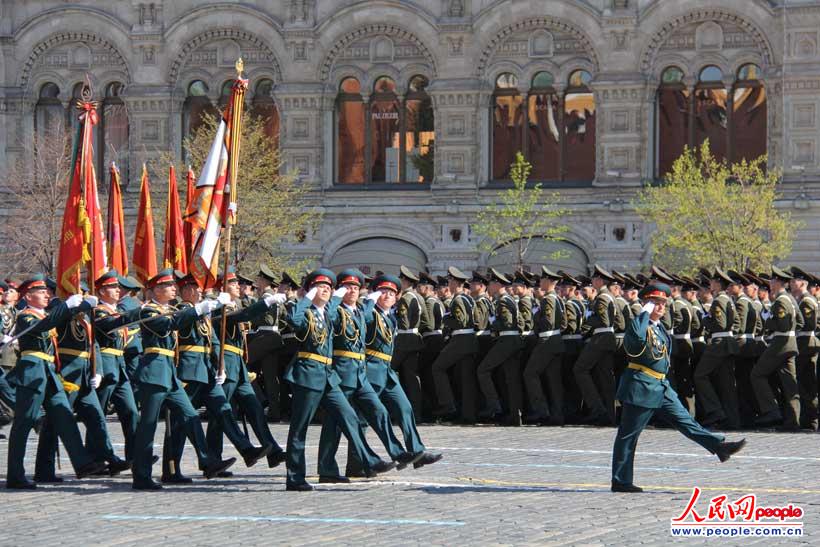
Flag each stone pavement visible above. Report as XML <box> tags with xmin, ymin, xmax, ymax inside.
<box><xmin>1</xmin><ymin>422</ymin><xmax>818</xmax><ymax>546</ymax></box>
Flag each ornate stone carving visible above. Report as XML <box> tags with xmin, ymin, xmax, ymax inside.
<box><xmin>20</xmin><ymin>32</ymin><xmax>130</xmax><ymax>88</ymax></box>
<box><xmin>695</xmin><ymin>22</ymin><xmax>723</xmax><ymax>51</ymax></box>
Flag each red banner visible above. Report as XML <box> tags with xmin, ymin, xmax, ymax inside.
<box><xmin>132</xmin><ymin>164</ymin><xmax>158</xmax><ymax>283</ymax></box>
<box><xmin>106</xmin><ymin>163</ymin><xmax>129</xmax><ymax>276</ymax></box>
<box><xmin>163</xmin><ymin>165</ymin><xmax>188</xmax><ymax>273</ymax></box>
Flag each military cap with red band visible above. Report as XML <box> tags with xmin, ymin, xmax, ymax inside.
<box><xmin>639</xmin><ymin>282</ymin><xmax>671</xmax><ymax>301</ymax></box>
<box><xmin>20</xmin><ymin>274</ymin><xmax>48</xmax><ymax>295</ymax></box>
<box><xmin>304</xmin><ymin>268</ymin><xmax>337</xmax><ymax>289</ymax></box>
<box><xmin>146</xmin><ymin>268</ymin><xmax>176</xmax><ymax>288</ymax></box>
<box><xmin>95</xmin><ymin>270</ymin><xmax>121</xmax><ymax>289</ymax></box>
<box><xmin>336</xmin><ymin>268</ymin><xmax>364</xmax><ymax>288</ymax></box>
<box><xmin>372</xmin><ymin>274</ymin><xmax>400</xmax><ymax>293</ymax></box>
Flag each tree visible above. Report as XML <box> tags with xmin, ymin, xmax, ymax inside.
<box><xmin>634</xmin><ymin>141</ymin><xmax>797</xmax><ymax>273</ymax></box>
<box><xmin>1</xmin><ymin>128</ymin><xmax>74</xmax><ymax>275</ymax></box>
<box><xmin>472</xmin><ymin>151</ymin><xmax>568</xmax><ymax>270</ymax></box>
<box><xmin>153</xmin><ymin>112</ymin><xmax>319</xmax><ymax>274</ymax></box>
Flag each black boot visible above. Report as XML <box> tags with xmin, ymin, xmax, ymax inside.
<box><xmin>611</xmin><ymin>480</ymin><xmax>643</xmax><ymax>493</ymax></box>
<box><xmin>203</xmin><ymin>457</ymin><xmax>237</xmax><ymax>479</ymax></box>
<box><xmin>715</xmin><ymin>438</ymin><xmax>747</xmax><ymax>463</ymax></box>
<box><xmin>242</xmin><ymin>444</ymin><xmax>273</xmax><ymax>468</ymax></box>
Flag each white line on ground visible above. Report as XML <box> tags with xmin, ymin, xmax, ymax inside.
<box><xmin>101</xmin><ymin>514</ymin><xmax>465</xmax><ymax>527</ymax></box>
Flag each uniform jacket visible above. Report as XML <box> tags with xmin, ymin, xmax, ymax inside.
<box><xmin>617</xmin><ymin>310</ymin><xmax>673</xmax><ymax>409</ymax></box>
<box><xmin>283</xmin><ymin>296</ymin><xmax>343</xmax><ymax>391</ymax></box>
<box><xmin>135</xmin><ymin>302</ymin><xmax>199</xmax><ymax>389</ymax></box>
<box><xmin>363</xmin><ymin>304</ymin><xmax>401</xmax><ymax>390</ymax></box>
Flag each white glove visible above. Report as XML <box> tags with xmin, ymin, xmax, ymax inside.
<box><xmin>228</xmin><ymin>202</ymin><xmax>237</xmax><ymax>214</ymax></box>
<box><xmin>1</xmin><ymin>334</ymin><xmax>13</xmax><ymax>346</ymax></box>
<box><xmin>305</xmin><ymin>287</ymin><xmax>318</xmax><ymax>301</ymax></box>
<box><xmin>217</xmin><ymin>292</ymin><xmax>232</xmax><ymax>306</ymax></box>
<box><xmin>761</xmin><ymin>310</ymin><xmax>772</xmax><ymax>320</ymax></box>
<box><xmin>333</xmin><ymin>287</ymin><xmax>349</xmax><ymax>298</ymax></box>
<box><xmin>641</xmin><ymin>302</ymin><xmax>656</xmax><ymax>315</ymax></box>
<box><xmin>584</xmin><ymin>309</ymin><xmax>592</xmax><ymax>319</ymax></box>
<box><xmin>366</xmin><ymin>290</ymin><xmax>382</xmax><ymax>302</ymax></box>
<box><xmin>532</xmin><ymin>306</ymin><xmax>540</xmax><ymax>315</ymax></box>
<box><xmin>489</xmin><ymin>315</ymin><xmax>496</xmax><ymax>324</ymax></box>
<box><xmin>65</xmin><ymin>294</ymin><xmax>83</xmax><ymax>309</ymax></box>
<box><xmin>195</xmin><ymin>299</ymin><xmax>219</xmax><ymax>316</ymax></box>
<box><xmin>264</xmin><ymin>293</ymin><xmax>286</xmax><ymax>306</ymax></box>
<box><xmin>83</xmin><ymin>295</ymin><xmax>99</xmax><ymax>308</ymax></box>
<box><xmin>90</xmin><ymin>374</ymin><xmax>102</xmax><ymax>389</ymax></box>
<box><xmin>215</xmin><ymin>371</ymin><xmax>226</xmax><ymax>385</ymax></box>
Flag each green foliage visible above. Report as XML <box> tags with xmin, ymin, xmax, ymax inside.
<box><xmin>473</xmin><ymin>151</ymin><xmax>568</xmax><ymax>269</ymax></box>
<box><xmin>634</xmin><ymin>140</ymin><xmax>797</xmax><ymax>274</ymax></box>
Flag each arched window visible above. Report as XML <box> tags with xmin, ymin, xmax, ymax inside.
<box><xmin>694</xmin><ymin>65</ymin><xmax>728</xmax><ymax>162</ymax></box>
<box><xmin>657</xmin><ymin>66</ymin><xmax>690</xmax><ymax>178</ymax></box>
<box><xmin>336</xmin><ymin>75</ymin><xmax>435</xmax><ymax>185</ymax></box>
<box><xmin>491</xmin><ymin>73</ymin><xmax>523</xmax><ymax>180</ymax></box>
<box><xmin>655</xmin><ymin>63</ymin><xmax>766</xmax><ymax>178</ymax></box>
<box><xmin>218</xmin><ymin>79</ymin><xmax>234</xmax><ymax>108</ymax></box>
<box><xmin>732</xmin><ymin>64</ymin><xmax>766</xmax><ymax>163</ymax></box>
<box><xmin>34</xmin><ymin>83</ymin><xmax>64</xmax><ymax>137</ymax></box>
<box><xmin>490</xmin><ymin>69</ymin><xmax>596</xmax><ymax>183</ymax></box>
<box><xmin>564</xmin><ymin>70</ymin><xmax>596</xmax><ymax>182</ymax></box>
<box><xmin>182</xmin><ymin>80</ymin><xmax>217</xmax><ymax>144</ymax></box>
<box><xmin>250</xmin><ymin>78</ymin><xmax>280</xmax><ymax>149</ymax></box>
<box><xmin>100</xmin><ymin>82</ymin><xmax>129</xmax><ymax>183</ymax></box>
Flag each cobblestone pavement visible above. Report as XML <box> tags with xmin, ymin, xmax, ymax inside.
<box><xmin>1</xmin><ymin>422</ymin><xmax>818</xmax><ymax>546</ymax></box>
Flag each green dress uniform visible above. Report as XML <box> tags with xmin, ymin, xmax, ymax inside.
<box><xmin>420</xmin><ymin>291</ymin><xmax>446</xmax><ymax>421</ymax></box>
<box><xmin>93</xmin><ymin>300</ymin><xmax>140</xmax><ymax>461</ymax></box>
<box><xmin>751</xmin><ymin>288</ymin><xmax>801</xmax><ymax>428</ymax></box>
<box><xmin>6</xmin><ymin>296</ymin><xmax>100</xmax><ymax>488</ymax></box>
<box><xmin>669</xmin><ymin>295</ymin><xmax>696</xmax><ymax>416</ymax></box>
<box><xmin>573</xmin><ymin>286</ymin><xmax>621</xmax><ymax>424</ymax></box>
<box><xmin>117</xmin><ymin>295</ymin><xmax>144</xmax><ymax>400</ymax></box>
<box><xmin>35</xmin><ymin>310</ymin><xmax>130</xmax><ymax>480</ymax></box>
<box><xmin>477</xmin><ymin>291</ymin><xmax>523</xmax><ymax>422</ymax></box>
<box><xmin>523</xmin><ymin>288</ymin><xmax>566</xmax><ymax>422</ymax></box>
<box><xmin>694</xmin><ymin>289</ymin><xmax>741</xmax><ymax>428</ymax></box>
<box><xmin>612</xmin><ymin>293</ymin><xmax>725</xmax><ymax>490</ymax></box>
<box><xmin>613</xmin><ymin>293</ymin><xmax>633</xmax><ymax>384</ymax></box>
<box><xmin>431</xmin><ymin>291</ymin><xmax>478</xmax><ymax>421</ymax></box>
<box><xmin>282</xmin><ymin>269</ymin><xmax>382</xmax><ymax>489</ymax></box>
<box><xmin>734</xmin><ymin>292</ymin><xmax>759</xmax><ymax>426</ymax></box>
<box><xmin>0</xmin><ymin>302</ymin><xmax>18</xmax><ymax>408</ymax></box>
<box><xmin>562</xmin><ymin>292</ymin><xmax>586</xmax><ymax>419</ymax></box>
<box><xmin>131</xmin><ymin>284</ymin><xmax>233</xmax><ymax>489</ymax></box>
<box><xmin>795</xmin><ymin>290</ymin><xmax>819</xmax><ymax>430</ymax></box>
<box><xmin>207</xmin><ymin>298</ymin><xmax>284</xmax><ymax>462</ymax></box>
<box><xmin>392</xmin><ymin>281</ymin><xmax>429</xmax><ymax>420</ymax></box>
<box><xmin>317</xmin><ymin>285</ymin><xmax>410</xmax><ymax>479</ymax></box>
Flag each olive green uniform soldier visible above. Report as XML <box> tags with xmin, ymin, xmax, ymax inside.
<box><xmin>514</xmin><ymin>273</ymin><xmax>537</xmax><ymax>391</ymax></box>
<box><xmin>668</xmin><ymin>278</ymin><xmax>697</xmax><ymax>417</ymax></box>
<box><xmin>791</xmin><ymin>267</ymin><xmax>819</xmax><ymax>430</ymax></box>
<box><xmin>573</xmin><ymin>265</ymin><xmax>622</xmax><ymax>426</ymax></box>
<box><xmin>431</xmin><ymin>267</ymin><xmax>478</xmax><ymax>422</ymax></box>
<box><xmin>248</xmin><ymin>266</ymin><xmax>285</xmax><ymax>422</ymax></box>
<box><xmin>418</xmin><ymin>272</ymin><xmax>445</xmax><ymax>422</ymax></box>
<box><xmin>560</xmin><ymin>272</ymin><xmax>586</xmax><ymax>421</ymax></box>
<box><xmin>523</xmin><ymin>267</ymin><xmax>566</xmax><ymax>424</ymax></box>
<box><xmin>752</xmin><ymin>267</ymin><xmax>802</xmax><ymax>429</ymax></box>
<box><xmin>731</xmin><ymin>271</ymin><xmax>760</xmax><ymax>427</ymax></box>
<box><xmin>392</xmin><ymin>266</ymin><xmax>430</xmax><ymax>420</ymax></box>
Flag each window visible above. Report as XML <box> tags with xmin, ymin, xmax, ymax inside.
<box><xmin>34</xmin><ymin>83</ymin><xmax>64</xmax><ymax>137</ymax></box>
<box><xmin>491</xmin><ymin>69</ymin><xmax>596</xmax><ymax>183</ymax></box>
<box><xmin>100</xmin><ymin>82</ymin><xmax>129</xmax><ymax>183</ymax></box>
<box><xmin>250</xmin><ymin>78</ymin><xmax>280</xmax><ymax>149</ymax></box>
<box><xmin>655</xmin><ymin>63</ymin><xmax>766</xmax><ymax>178</ymax></box>
<box><xmin>336</xmin><ymin>75</ymin><xmax>435</xmax><ymax>185</ymax></box>
<box><xmin>182</xmin><ymin>80</ymin><xmax>217</xmax><ymax>145</ymax></box>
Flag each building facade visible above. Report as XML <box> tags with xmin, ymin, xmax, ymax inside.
<box><xmin>1</xmin><ymin>0</ymin><xmax>818</xmax><ymax>275</ymax></box>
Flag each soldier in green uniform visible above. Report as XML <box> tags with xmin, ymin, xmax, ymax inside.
<box><xmin>317</xmin><ymin>269</ymin><xmax>423</xmax><ymax>481</ymax></box>
<box><xmin>93</xmin><ymin>271</ymin><xmax>141</xmax><ymax>461</ymax></box>
<box><xmin>6</xmin><ymin>276</ymin><xmax>107</xmax><ymax>489</ymax></box>
<box><xmin>694</xmin><ymin>268</ymin><xmax>741</xmax><ymax>429</ymax></box>
<box><xmin>206</xmin><ymin>267</ymin><xmax>287</xmax><ymax>468</ymax></box>
<box><xmin>276</xmin><ymin>272</ymin><xmax>300</xmax><ymax>420</ymax></box>
<box><xmin>791</xmin><ymin>267</ymin><xmax>819</xmax><ymax>430</ymax></box>
<box><xmin>609</xmin><ymin>274</ymin><xmax>631</xmax><ymax>389</ymax></box>
<box><xmin>573</xmin><ymin>265</ymin><xmax>622</xmax><ymax>426</ymax></box>
<box><xmin>514</xmin><ymin>272</ymin><xmax>537</xmax><ymax>402</ymax></box>
<box><xmin>117</xmin><ymin>275</ymin><xmax>144</xmax><ymax>401</ymax></box>
<box><xmin>391</xmin><ymin>266</ymin><xmax>429</xmax><ymax>421</ymax></box>
<box><xmin>282</xmin><ymin>269</ymin><xmax>396</xmax><ymax>491</ymax></box>
<box><xmin>250</xmin><ymin>265</ymin><xmax>285</xmax><ymax>422</ymax></box>
<box><xmin>558</xmin><ymin>272</ymin><xmax>586</xmax><ymax>422</ymax></box>
<box><xmin>666</xmin><ymin>275</ymin><xmax>697</xmax><ymax>417</ymax></box>
<box><xmin>417</xmin><ymin>272</ymin><xmax>444</xmax><ymax>422</ymax></box>
<box><xmin>523</xmin><ymin>267</ymin><xmax>566</xmax><ymax>424</ymax></box>
<box><xmin>0</xmin><ymin>281</ymin><xmax>18</xmax><ymax>426</ymax></box>
<box><xmin>728</xmin><ymin>271</ymin><xmax>759</xmax><ymax>428</ymax></box>
<box><xmin>752</xmin><ymin>267</ymin><xmax>802</xmax><ymax>429</ymax></box>
<box><xmin>471</xmin><ymin>270</ymin><xmax>495</xmax><ymax>380</ymax></box>
<box><xmin>611</xmin><ymin>283</ymin><xmax>746</xmax><ymax>493</ymax></box>
<box><xmin>131</xmin><ymin>269</ymin><xmax>236</xmax><ymax>490</ymax></box>
<box><xmin>477</xmin><ymin>269</ymin><xmax>523</xmax><ymax>425</ymax></box>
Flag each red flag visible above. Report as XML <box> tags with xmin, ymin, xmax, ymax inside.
<box><xmin>56</xmin><ymin>101</ymin><xmax>108</xmax><ymax>297</ymax></box>
<box><xmin>189</xmin><ymin>76</ymin><xmax>247</xmax><ymax>289</ymax></box>
<box><xmin>163</xmin><ymin>165</ymin><xmax>187</xmax><ymax>273</ymax></box>
<box><xmin>132</xmin><ymin>164</ymin><xmax>158</xmax><ymax>283</ymax></box>
<box><xmin>182</xmin><ymin>166</ymin><xmax>196</xmax><ymax>258</ymax></box>
<box><xmin>106</xmin><ymin>163</ymin><xmax>129</xmax><ymax>275</ymax></box>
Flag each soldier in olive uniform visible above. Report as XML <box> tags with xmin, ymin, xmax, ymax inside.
<box><xmin>694</xmin><ymin>268</ymin><xmax>741</xmax><ymax>429</ymax></box>
<box><xmin>523</xmin><ymin>267</ymin><xmax>566</xmax><ymax>424</ymax></box>
<box><xmin>276</xmin><ymin>272</ymin><xmax>301</xmax><ymax>420</ymax></box>
<box><xmin>392</xmin><ymin>266</ymin><xmax>430</xmax><ymax>421</ymax></box>
<box><xmin>559</xmin><ymin>272</ymin><xmax>586</xmax><ymax>422</ymax></box>
<box><xmin>249</xmin><ymin>265</ymin><xmax>286</xmax><ymax>422</ymax></box>
<box><xmin>791</xmin><ymin>267</ymin><xmax>819</xmax><ymax>430</ymax></box>
<box><xmin>573</xmin><ymin>265</ymin><xmax>622</xmax><ymax>426</ymax></box>
<box><xmin>431</xmin><ymin>267</ymin><xmax>478</xmax><ymax>422</ymax></box>
<box><xmin>0</xmin><ymin>282</ymin><xmax>18</xmax><ymax>423</ymax></box>
<box><xmin>117</xmin><ymin>276</ymin><xmax>144</xmax><ymax>401</ymax></box>
<box><xmin>477</xmin><ymin>269</ymin><xmax>524</xmax><ymax>425</ymax></box>
<box><xmin>752</xmin><ymin>267</ymin><xmax>802</xmax><ymax>429</ymax></box>
<box><xmin>417</xmin><ymin>272</ymin><xmax>445</xmax><ymax>422</ymax></box>
<box><xmin>612</xmin><ymin>283</ymin><xmax>746</xmax><ymax>493</ymax></box>
<box><xmin>667</xmin><ymin>276</ymin><xmax>698</xmax><ymax>417</ymax></box>
<box><xmin>729</xmin><ymin>271</ymin><xmax>760</xmax><ymax>428</ymax></box>
<box><xmin>514</xmin><ymin>272</ymin><xmax>537</xmax><ymax>395</ymax></box>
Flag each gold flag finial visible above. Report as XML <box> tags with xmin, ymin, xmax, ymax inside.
<box><xmin>235</xmin><ymin>58</ymin><xmax>244</xmax><ymax>78</ymax></box>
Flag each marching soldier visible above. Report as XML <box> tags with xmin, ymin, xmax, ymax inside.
<box><xmin>131</xmin><ymin>269</ymin><xmax>236</xmax><ymax>490</ymax></box>
<box><xmin>694</xmin><ymin>268</ymin><xmax>741</xmax><ymax>429</ymax></box>
<box><xmin>523</xmin><ymin>267</ymin><xmax>566</xmax><ymax>425</ymax></box>
<box><xmin>752</xmin><ymin>267</ymin><xmax>801</xmax><ymax>429</ymax></box>
<box><xmin>791</xmin><ymin>267</ymin><xmax>819</xmax><ymax>430</ymax></box>
<box><xmin>730</xmin><ymin>271</ymin><xmax>759</xmax><ymax>428</ymax></box>
<box><xmin>6</xmin><ymin>275</ymin><xmax>107</xmax><ymax>489</ymax></box>
<box><xmin>514</xmin><ymin>272</ymin><xmax>537</xmax><ymax>396</ymax></box>
<box><xmin>281</xmin><ymin>269</ymin><xmax>396</xmax><ymax>491</ymax></box>
<box><xmin>559</xmin><ymin>272</ymin><xmax>586</xmax><ymax>422</ymax></box>
<box><xmin>431</xmin><ymin>267</ymin><xmax>478</xmax><ymax>422</ymax></box>
<box><xmin>392</xmin><ymin>266</ymin><xmax>430</xmax><ymax>421</ymax></box>
<box><xmin>249</xmin><ymin>265</ymin><xmax>285</xmax><ymax>422</ymax></box>
<box><xmin>477</xmin><ymin>268</ymin><xmax>523</xmax><ymax>425</ymax></box>
<box><xmin>573</xmin><ymin>265</ymin><xmax>622</xmax><ymax>426</ymax></box>
<box><xmin>610</xmin><ymin>274</ymin><xmax>631</xmax><ymax>387</ymax></box>
<box><xmin>418</xmin><ymin>272</ymin><xmax>445</xmax><ymax>422</ymax></box>
<box><xmin>276</xmin><ymin>271</ymin><xmax>301</xmax><ymax>420</ymax></box>
<box><xmin>0</xmin><ymin>281</ymin><xmax>18</xmax><ymax>423</ymax></box>
<box><xmin>117</xmin><ymin>275</ymin><xmax>144</xmax><ymax>400</ymax></box>
<box><xmin>612</xmin><ymin>283</ymin><xmax>746</xmax><ymax>493</ymax></box>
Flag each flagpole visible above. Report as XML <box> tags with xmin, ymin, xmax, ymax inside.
<box><xmin>217</xmin><ymin>59</ymin><xmax>247</xmax><ymax>378</ymax></box>
<box><xmin>79</xmin><ymin>82</ymin><xmax>98</xmax><ymax>379</ymax></box>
